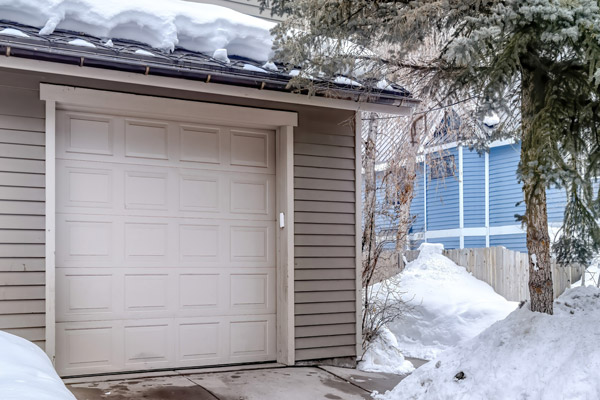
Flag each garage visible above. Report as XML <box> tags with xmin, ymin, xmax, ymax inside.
<box><xmin>52</xmin><ymin>94</ymin><xmax>282</xmax><ymax>376</ymax></box>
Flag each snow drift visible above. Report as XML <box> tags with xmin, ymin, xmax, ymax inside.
<box><xmin>387</xmin><ymin>243</ymin><xmax>517</xmax><ymax>360</ymax></box>
<box><xmin>358</xmin><ymin>327</ymin><xmax>415</xmax><ymax>375</ymax></box>
<box><xmin>0</xmin><ymin>0</ymin><xmax>275</xmax><ymax>61</ymax></box>
<box><xmin>0</xmin><ymin>331</ymin><xmax>75</xmax><ymax>399</ymax></box>
<box><xmin>376</xmin><ymin>286</ymin><xmax>600</xmax><ymax>400</ymax></box>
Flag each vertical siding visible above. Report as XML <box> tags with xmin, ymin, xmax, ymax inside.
<box><xmin>489</xmin><ymin>144</ymin><xmax>524</xmax><ymax>226</ymax></box>
<box><xmin>464</xmin><ymin>236</ymin><xmax>486</xmax><ymax>248</ymax></box>
<box><xmin>427</xmin><ymin>236</ymin><xmax>460</xmax><ymax>249</ymax></box>
<box><xmin>293</xmin><ymin>109</ymin><xmax>357</xmax><ymax>361</ymax></box>
<box><xmin>490</xmin><ymin>233</ymin><xmax>528</xmax><ymax>252</ymax></box>
<box><xmin>462</xmin><ymin>148</ymin><xmax>485</xmax><ymax>227</ymax></box>
<box><xmin>426</xmin><ymin>148</ymin><xmax>459</xmax><ymax>230</ymax></box>
<box><xmin>0</xmin><ymin>74</ymin><xmax>46</xmax><ymax>349</ymax></box>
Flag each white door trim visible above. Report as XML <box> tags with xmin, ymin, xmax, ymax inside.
<box><xmin>41</xmin><ymin>84</ymin><xmax>297</xmax><ymax>367</ymax></box>
<box><xmin>44</xmin><ymin>99</ymin><xmax>57</xmax><ymax>365</ymax></box>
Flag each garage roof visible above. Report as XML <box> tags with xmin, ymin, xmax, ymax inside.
<box><xmin>0</xmin><ymin>21</ymin><xmax>417</xmax><ymax>108</ymax></box>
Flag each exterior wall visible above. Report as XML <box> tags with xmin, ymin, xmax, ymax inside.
<box><xmin>547</xmin><ymin>185</ymin><xmax>567</xmax><ymax>223</ymax></box>
<box><xmin>0</xmin><ymin>71</ymin><xmax>46</xmax><ymax>349</ymax></box>
<box><xmin>409</xmin><ymin>142</ymin><xmax>567</xmax><ymax>252</ymax></box>
<box><xmin>426</xmin><ymin>148</ymin><xmax>459</xmax><ymax>230</ymax></box>
<box><xmin>490</xmin><ymin>233</ymin><xmax>527</xmax><ymax>252</ymax></box>
<box><xmin>489</xmin><ymin>143</ymin><xmax>524</xmax><ymax>227</ymax></box>
<box><xmin>293</xmin><ymin>108</ymin><xmax>357</xmax><ymax>361</ymax></box>
<box><xmin>410</xmin><ymin>168</ymin><xmax>425</xmax><ymax>233</ymax></box>
<box><xmin>464</xmin><ymin>236</ymin><xmax>486</xmax><ymax>248</ymax></box>
<box><xmin>427</xmin><ymin>236</ymin><xmax>460</xmax><ymax>249</ymax></box>
<box><xmin>0</xmin><ymin>68</ymin><xmax>358</xmax><ymax>363</ymax></box>
<box><xmin>462</xmin><ymin>148</ymin><xmax>485</xmax><ymax>227</ymax></box>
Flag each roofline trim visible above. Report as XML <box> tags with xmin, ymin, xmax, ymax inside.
<box><xmin>0</xmin><ymin>56</ymin><xmax>416</xmax><ymax>115</ymax></box>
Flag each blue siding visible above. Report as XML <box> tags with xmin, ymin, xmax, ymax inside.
<box><xmin>489</xmin><ymin>144</ymin><xmax>524</xmax><ymax>226</ymax></box>
<box><xmin>490</xmin><ymin>233</ymin><xmax>527</xmax><ymax>252</ymax></box>
<box><xmin>547</xmin><ymin>186</ymin><xmax>566</xmax><ymax>223</ymax></box>
<box><xmin>462</xmin><ymin>148</ymin><xmax>486</xmax><ymax>227</ymax></box>
<box><xmin>464</xmin><ymin>236</ymin><xmax>486</xmax><ymax>248</ymax></box>
<box><xmin>410</xmin><ymin>166</ymin><xmax>425</xmax><ymax>233</ymax></box>
<box><xmin>426</xmin><ymin>148</ymin><xmax>460</xmax><ymax>230</ymax></box>
<box><xmin>427</xmin><ymin>236</ymin><xmax>460</xmax><ymax>249</ymax></box>
<box><xmin>373</xmin><ymin>171</ymin><xmax>394</xmax><ymax>233</ymax></box>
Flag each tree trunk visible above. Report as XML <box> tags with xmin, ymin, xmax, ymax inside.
<box><xmin>521</xmin><ymin>67</ymin><xmax>554</xmax><ymax>314</ymax></box>
<box><xmin>362</xmin><ymin>113</ymin><xmax>378</xmax><ymax>284</ymax></box>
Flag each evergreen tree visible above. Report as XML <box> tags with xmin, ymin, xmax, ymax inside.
<box><xmin>262</xmin><ymin>0</ymin><xmax>600</xmax><ymax>314</ymax></box>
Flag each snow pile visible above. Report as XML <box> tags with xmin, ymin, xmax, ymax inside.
<box><xmin>375</xmin><ymin>286</ymin><xmax>600</xmax><ymax>400</ymax></box>
<box><xmin>358</xmin><ymin>327</ymin><xmax>415</xmax><ymax>375</ymax></box>
<box><xmin>388</xmin><ymin>243</ymin><xmax>517</xmax><ymax>360</ymax></box>
<box><xmin>0</xmin><ymin>331</ymin><xmax>75</xmax><ymax>399</ymax></box>
<box><xmin>0</xmin><ymin>0</ymin><xmax>275</xmax><ymax>61</ymax></box>
<box><xmin>573</xmin><ymin>260</ymin><xmax>600</xmax><ymax>288</ymax></box>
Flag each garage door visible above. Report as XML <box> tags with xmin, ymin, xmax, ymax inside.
<box><xmin>54</xmin><ymin>107</ymin><xmax>277</xmax><ymax>376</ymax></box>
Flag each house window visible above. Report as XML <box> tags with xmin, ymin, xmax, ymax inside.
<box><xmin>429</xmin><ymin>155</ymin><xmax>456</xmax><ymax>179</ymax></box>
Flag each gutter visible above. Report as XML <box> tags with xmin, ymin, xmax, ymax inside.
<box><xmin>0</xmin><ymin>36</ymin><xmax>419</xmax><ymax>109</ymax></box>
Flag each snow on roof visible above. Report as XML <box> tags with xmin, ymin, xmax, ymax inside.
<box><xmin>0</xmin><ymin>0</ymin><xmax>275</xmax><ymax>61</ymax></box>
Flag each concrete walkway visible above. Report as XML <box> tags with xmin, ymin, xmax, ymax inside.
<box><xmin>66</xmin><ymin>362</ymin><xmax>420</xmax><ymax>400</ymax></box>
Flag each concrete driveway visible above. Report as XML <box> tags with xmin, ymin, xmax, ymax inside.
<box><xmin>66</xmin><ymin>363</ymin><xmax>420</xmax><ymax>400</ymax></box>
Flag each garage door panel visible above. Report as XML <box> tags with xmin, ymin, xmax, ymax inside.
<box><xmin>56</xmin><ymin>315</ymin><xmax>276</xmax><ymax>375</ymax></box>
<box><xmin>57</xmin><ymin>267</ymin><xmax>276</xmax><ymax>322</ymax></box>
<box><xmin>56</xmin><ymin>219</ymin><xmax>115</xmax><ymax>267</ymax></box>
<box><xmin>58</xmin><ymin>111</ymin><xmax>275</xmax><ymax>174</ymax></box>
<box><xmin>56</xmin><ymin>108</ymin><xmax>277</xmax><ymax>375</ymax></box>
<box><xmin>56</xmin><ymin>321</ymin><xmax>122</xmax><ymax>376</ymax></box>
<box><xmin>229</xmin><ymin>315</ymin><xmax>276</xmax><ymax>362</ymax></box>
<box><xmin>58</xmin><ymin>160</ymin><xmax>275</xmax><ymax>221</ymax></box>
<box><xmin>58</xmin><ymin>218</ymin><xmax>276</xmax><ymax>270</ymax></box>
<box><xmin>124</xmin><ymin>322</ymin><xmax>173</xmax><ymax>368</ymax></box>
<box><xmin>57</xmin><ymin>112</ymin><xmax>116</xmax><ymax>157</ymax></box>
<box><xmin>179</xmin><ymin>124</ymin><xmax>222</xmax><ymax>164</ymax></box>
<box><xmin>57</xmin><ymin>272</ymin><xmax>115</xmax><ymax>315</ymax></box>
<box><xmin>57</xmin><ymin>163</ymin><xmax>114</xmax><ymax>210</ymax></box>
<box><xmin>124</xmin><ymin>119</ymin><xmax>170</xmax><ymax>160</ymax></box>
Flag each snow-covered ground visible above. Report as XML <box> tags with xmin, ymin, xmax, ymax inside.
<box><xmin>358</xmin><ymin>327</ymin><xmax>415</xmax><ymax>375</ymax></box>
<box><xmin>0</xmin><ymin>331</ymin><xmax>75</xmax><ymax>400</ymax></box>
<box><xmin>0</xmin><ymin>0</ymin><xmax>275</xmax><ymax>61</ymax></box>
<box><xmin>388</xmin><ymin>244</ymin><xmax>517</xmax><ymax>360</ymax></box>
<box><xmin>375</xmin><ymin>285</ymin><xmax>600</xmax><ymax>400</ymax></box>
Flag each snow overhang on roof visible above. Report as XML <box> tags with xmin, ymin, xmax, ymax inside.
<box><xmin>0</xmin><ymin>20</ymin><xmax>417</xmax><ymax>109</ymax></box>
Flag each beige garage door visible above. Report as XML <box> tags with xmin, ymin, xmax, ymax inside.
<box><xmin>54</xmin><ymin>108</ymin><xmax>277</xmax><ymax>376</ymax></box>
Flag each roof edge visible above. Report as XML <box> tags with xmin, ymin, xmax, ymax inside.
<box><xmin>0</xmin><ymin>51</ymin><xmax>417</xmax><ymax>115</ymax></box>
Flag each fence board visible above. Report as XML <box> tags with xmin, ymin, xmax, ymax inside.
<box><xmin>389</xmin><ymin>247</ymin><xmax>582</xmax><ymax>301</ymax></box>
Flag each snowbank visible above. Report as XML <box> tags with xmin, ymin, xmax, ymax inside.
<box><xmin>0</xmin><ymin>331</ymin><xmax>75</xmax><ymax>399</ymax></box>
<box><xmin>388</xmin><ymin>243</ymin><xmax>517</xmax><ymax>360</ymax></box>
<box><xmin>358</xmin><ymin>327</ymin><xmax>415</xmax><ymax>375</ymax></box>
<box><xmin>0</xmin><ymin>0</ymin><xmax>275</xmax><ymax>61</ymax></box>
<box><xmin>375</xmin><ymin>286</ymin><xmax>600</xmax><ymax>400</ymax></box>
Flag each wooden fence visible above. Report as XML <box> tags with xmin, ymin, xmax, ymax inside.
<box><xmin>380</xmin><ymin>247</ymin><xmax>583</xmax><ymax>302</ymax></box>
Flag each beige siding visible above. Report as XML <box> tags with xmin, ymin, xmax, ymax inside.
<box><xmin>0</xmin><ymin>73</ymin><xmax>46</xmax><ymax>349</ymax></box>
<box><xmin>0</xmin><ymin>68</ymin><xmax>359</xmax><ymax>363</ymax></box>
<box><xmin>293</xmin><ymin>112</ymin><xmax>357</xmax><ymax>362</ymax></box>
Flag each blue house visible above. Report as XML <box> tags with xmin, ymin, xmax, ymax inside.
<box><xmin>408</xmin><ymin>140</ymin><xmax>567</xmax><ymax>252</ymax></box>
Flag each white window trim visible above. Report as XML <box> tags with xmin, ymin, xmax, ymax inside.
<box><xmin>41</xmin><ymin>84</ymin><xmax>298</xmax><ymax>366</ymax></box>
